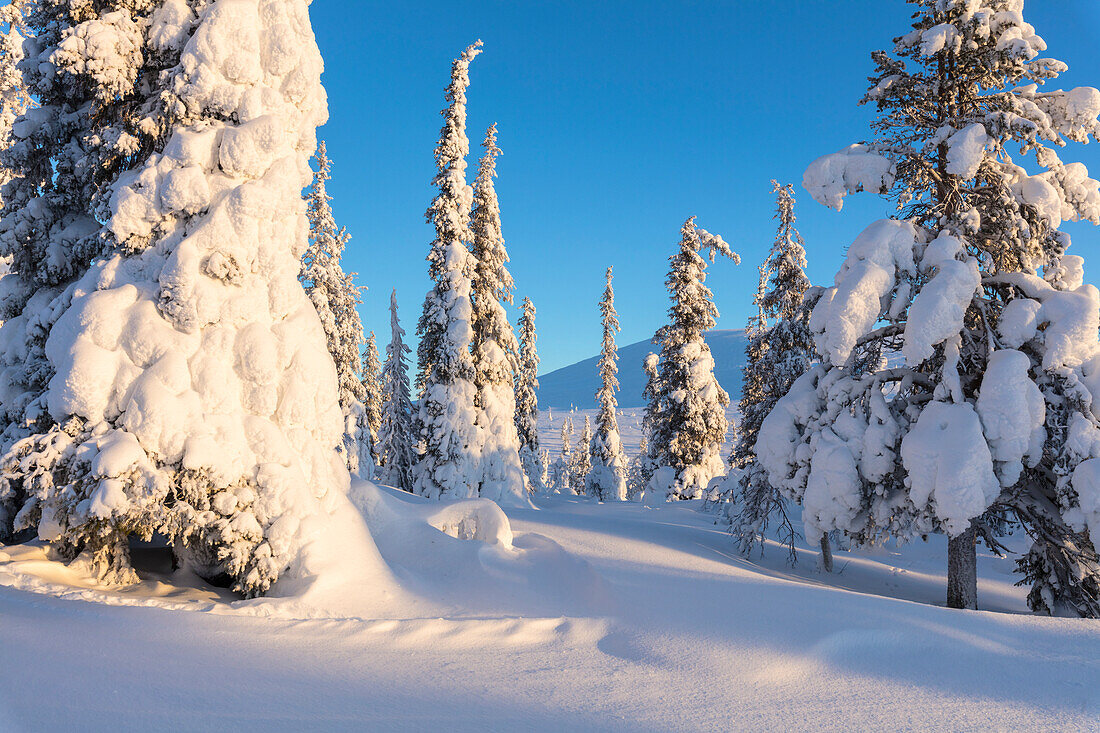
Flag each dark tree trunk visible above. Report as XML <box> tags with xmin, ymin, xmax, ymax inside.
<box><xmin>820</xmin><ymin>534</ymin><xmax>834</xmax><ymax>574</ymax></box>
<box><xmin>948</xmin><ymin>523</ymin><xmax>977</xmax><ymax>610</ymax></box>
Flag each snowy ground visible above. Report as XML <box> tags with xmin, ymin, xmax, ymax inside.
<box><xmin>3</xmin><ymin>479</ymin><xmax>1100</xmax><ymax>731</ymax></box>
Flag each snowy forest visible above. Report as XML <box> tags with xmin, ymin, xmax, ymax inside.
<box><xmin>2</xmin><ymin>1</ymin><xmax>1100</xmax><ymax>731</ymax></box>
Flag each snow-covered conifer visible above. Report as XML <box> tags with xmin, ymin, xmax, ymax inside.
<box><xmin>571</xmin><ymin>416</ymin><xmax>593</xmax><ymax>494</ymax></box>
<box><xmin>549</xmin><ymin>418</ymin><xmax>574</xmax><ymax>493</ymax></box>
<box><xmin>361</xmin><ymin>331</ymin><xmax>383</xmax><ymax>459</ymax></box>
<box><xmin>728</xmin><ymin>183</ymin><xmax>815</xmax><ymax>561</ymax></box>
<box><xmin>768</xmin><ymin>0</ymin><xmax>1100</xmax><ymax>614</ymax></box>
<box><xmin>469</xmin><ymin>123</ymin><xmax>528</xmax><ymax>504</ymax></box>
<box><xmin>0</xmin><ymin>0</ymin><xmax>347</xmax><ymax>596</ymax></box>
<box><xmin>538</xmin><ymin>448</ymin><xmax>551</xmax><ymax>491</ymax></box>
<box><xmin>376</xmin><ymin>290</ymin><xmax>415</xmax><ymax>491</ymax></box>
<box><xmin>586</xmin><ymin>267</ymin><xmax>627</xmax><ymax>501</ymax></box>
<box><xmin>302</xmin><ymin>141</ymin><xmax>367</xmax><ymax>472</ymax></box>
<box><xmin>733</xmin><ymin>266</ymin><xmax>771</xmax><ymax>472</ymax></box>
<box><xmin>0</xmin><ymin>0</ymin><xmax>30</xmax><ymax>198</ymax></box>
<box><xmin>643</xmin><ymin>218</ymin><xmax>739</xmax><ymax>500</ymax></box>
<box><xmin>0</xmin><ymin>0</ymin><xmax>132</xmax><ymax>482</ymax></box>
<box><xmin>515</xmin><ymin>297</ymin><xmax>543</xmax><ymax>490</ymax></box>
<box><xmin>412</xmin><ymin>41</ymin><xmax>483</xmax><ymax>501</ymax></box>
<box><xmin>625</xmin><ymin>433</ymin><xmax>653</xmax><ymax>502</ymax></box>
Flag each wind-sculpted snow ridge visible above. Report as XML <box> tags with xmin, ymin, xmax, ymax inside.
<box><xmin>0</xmin><ymin>480</ymin><xmax>610</xmax><ymax>623</ymax></box>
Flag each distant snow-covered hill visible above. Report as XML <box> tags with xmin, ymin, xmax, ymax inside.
<box><xmin>537</xmin><ymin>329</ymin><xmax>748</xmax><ymax>409</ymax></box>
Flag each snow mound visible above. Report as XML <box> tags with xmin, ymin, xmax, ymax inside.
<box><xmin>0</xmin><ymin>481</ymin><xmax>610</xmax><ymax>622</ymax></box>
<box><xmin>349</xmin><ymin>481</ymin><xmax>611</xmax><ymax>619</ymax></box>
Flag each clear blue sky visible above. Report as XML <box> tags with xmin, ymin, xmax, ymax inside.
<box><xmin>310</xmin><ymin>1</ymin><xmax>1100</xmax><ymax>375</ymax></box>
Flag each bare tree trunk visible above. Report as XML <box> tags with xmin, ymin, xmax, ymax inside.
<box><xmin>820</xmin><ymin>534</ymin><xmax>834</xmax><ymax>574</ymax></box>
<box><xmin>947</xmin><ymin>523</ymin><xmax>977</xmax><ymax>610</ymax></box>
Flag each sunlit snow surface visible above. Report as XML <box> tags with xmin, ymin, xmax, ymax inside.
<box><xmin>2</xmin><ymin>413</ymin><xmax>1100</xmax><ymax>730</ymax></box>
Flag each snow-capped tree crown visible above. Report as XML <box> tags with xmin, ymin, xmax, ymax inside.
<box><xmin>660</xmin><ymin>217</ymin><xmax>740</xmax><ymax>348</ymax></box>
<box><xmin>805</xmin><ymin>0</ymin><xmax>1100</xmax><ymax>272</ymax></box>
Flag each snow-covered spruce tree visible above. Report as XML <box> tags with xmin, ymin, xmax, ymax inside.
<box><xmin>732</xmin><ymin>266</ymin><xmax>771</xmax><ymax>473</ymax></box>
<box><xmin>0</xmin><ymin>0</ymin><xmax>30</xmax><ymax>199</ymax></box>
<box><xmin>416</xmin><ymin>41</ymin><xmax>479</xmax><ymax>394</ymax></box>
<box><xmin>586</xmin><ymin>266</ymin><xmax>627</xmax><ymax>501</ymax></box>
<box><xmin>643</xmin><ymin>217</ymin><xmax>739</xmax><ymax>500</ymax></box>
<box><xmin>0</xmin><ymin>0</ymin><xmax>136</xmax><ymax>540</ymax></box>
<box><xmin>469</xmin><ymin>123</ymin><xmax>528</xmax><ymax>505</ymax></box>
<box><xmin>376</xmin><ymin>290</ymin><xmax>415</xmax><ymax>491</ymax></box>
<box><xmin>630</xmin><ymin>356</ymin><xmax>666</xmax><ymax>501</ymax></box>
<box><xmin>0</xmin><ymin>0</ymin><xmax>348</xmax><ymax>596</ymax></box>
<box><xmin>625</xmin><ymin>432</ymin><xmax>652</xmax><ymax>501</ymax></box>
<box><xmin>549</xmin><ymin>418</ymin><xmax>573</xmax><ymax>493</ymax></box>
<box><xmin>515</xmin><ymin>296</ymin><xmax>543</xmax><ymax>490</ymax></box>
<box><xmin>728</xmin><ymin>182</ymin><xmax>816</xmax><ymax>563</ymax></box>
<box><xmin>766</xmin><ymin>0</ymin><xmax>1100</xmax><ymax>614</ymax></box>
<box><xmin>412</xmin><ymin>41</ymin><xmax>483</xmax><ymax>501</ymax></box>
<box><xmin>361</xmin><ymin>330</ymin><xmax>383</xmax><ymax>463</ymax></box>
<box><xmin>570</xmin><ymin>416</ymin><xmax>593</xmax><ymax>495</ymax></box>
<box><xmin>538</xmin><ymin>447</ymin><xmax>551</xmax><ymax>490</ymax></box>
<box><xmin>302</xmin><ymin>140</ymin><xmax>367</xmax><ymax>474</ymax></box>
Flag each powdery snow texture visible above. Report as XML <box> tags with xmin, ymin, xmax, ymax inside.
<box><xmin>44</xmin><ymin>0</ymin><xmax>353</xmax><ymax>587</ymax></box>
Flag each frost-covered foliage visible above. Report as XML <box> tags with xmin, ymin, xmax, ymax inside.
<box><xmin>733</xmin><ymin>268</ymin><xmax>770</xmax><ymax>472</ymax></box>
<box><xmin>413</xmin><ymin>41</ymin><xmax>482</xmax><ymax>502</ymax></box>
<box><xmin>625</xmin><ymin>433</ymin><xmax>653</xmax><ymax>502</ymax></box>
<box><xmin>469</xmin><ymin>123</ymin><xmax>527</xmax><ymax>506</ymax></box>
<box><xmin>514</xmin><ymin>297</ymin><xmax>543</xmax><ymax>490</ymax></box>
<box><xmin>642</xmin><ymin>218</ymin><xmax>739</xmax><ymax>500</ymax></box>
<box><xmin>548</xmin><ymin>417</ymin><xmax>573</xmax><ymax>493</ymax></box>
<box><xmin>765</xmin><ymin>0</ymin><xmax>1100</xmax><ymax>615</ymax></box>
<box><xmin>0</xmin><ymin>0</ymin><xmax>145</xmax><ymax>467</ymax></box>
<box><xmin>302</xmin><ymin>141</ymin><xmax>366</xmax><ymax>473</ymax></box>
<box><xmin>0</xmin><ymin>0</ymin><xmax>349</xmax><ymax>597</ymax></box>
<box><xmin>538</xmin><ymin>447</ymin><xmax>551</xmax><ymax>489</ymax></box>
<box><xmin>376</xmin><ymin>290</ymin><xmax>414</xmax><ymax>491</ymax></box>
<box><xmin>0</xmin><ymin>0</ymin><xmax>30</xmax><ymax>199</ymax></box>
<box><xmin>586</xmin><ymin>267</ymin><xmax>627</xmax><ymax>501</ymax></box>
<box><xmin>727</xmin><ymin>182</ymin><xmax>815</xmax><ymax>560</ymax></box>
<box><xmin>570</xmin><ymin>416</ymin><xmax>593</xmax><ymax>494</ymax></box>
<box><xmin>361</xmin><ymin>331</ymin><xmax>382</xmax><ymax>463</ymax></box>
